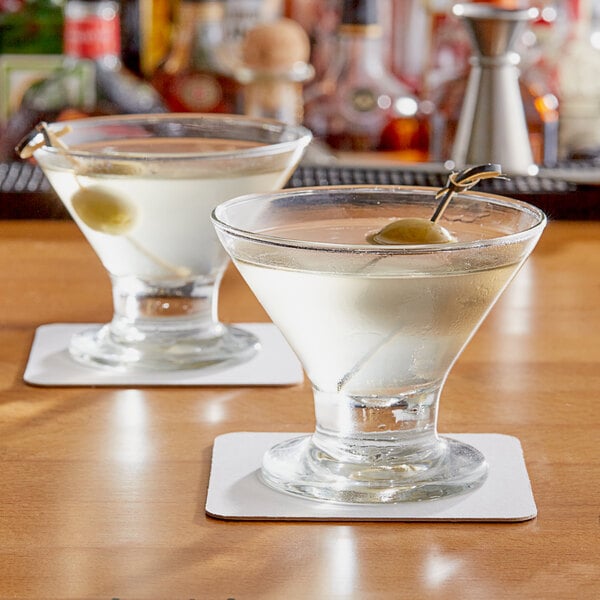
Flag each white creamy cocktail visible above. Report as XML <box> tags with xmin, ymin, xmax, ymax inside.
<box><xmin>212</xmin><ymin>186</ymin><xmax>546</xmax><ymax>503</ymax></box>
<box><xmin>21</xmin><ymin>115</ymin><xmax>311</xmax><ymax>370</ymax></box>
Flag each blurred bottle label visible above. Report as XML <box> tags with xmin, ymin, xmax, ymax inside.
<box><xmin>64</xmin><ymin>12</ymin><xmax>121</xmax><ymax>58</ymax></box>
<box><xmin>175</xmin><ymin>73</ymin><xmax>223</xmax><ymax>111</ymax></box>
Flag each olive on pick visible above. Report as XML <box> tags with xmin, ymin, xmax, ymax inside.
<box><xmin>367</xmin><ymin>164</ymin><xmax>504</xmax><ymax>246</ymax></box>
<box><xmin>369</xmin><ymin>217</ymin><xmax>455</xmax><ymax>245</ymax></box>
<box><xmin>71</xmin><ymin>186</ymin><xmax>137</xmax><ymax>235</ymax></box>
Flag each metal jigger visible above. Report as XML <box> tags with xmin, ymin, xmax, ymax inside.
<box><xmin>451</xmin><ymin>3</ymin><xmax>539</xmax><ymax>175</ymax></box>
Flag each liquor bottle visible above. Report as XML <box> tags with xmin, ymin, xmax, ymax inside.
<box><xmin>151</xmin><ymin>0</ymin><xmax>241</xmax><ymax>113</ymax></box>
<box><xmin>0</xmin><ymin>0</ymin><xmax>64</xmax><ymax>54</ymax></box>
<box><xmin>283</xmin><ymin>0</ymin><xmax>343</xmax><ymax>83</ymax></box>
<box><xmin>389</xmin><ymin>0</ymin><xmax>431</xmax><ymax>95</ymax></box>
<box><xmin>63</xmin><ymin>0</ymin><xmax>167</xmax><ymax>114</ymax></box>
<box><xmin>424</xmin><ymin>0</ymin><xmax>472</xmax><ymax>97</ymax></box>
<box><xmin>556</xmin><ymin>0</ymin><xmax>600</xmax><ymax>159</ymax></box>
<box><xmin>0</xmin><ymin>0</ymin><xmax>167</xmax><ymax>159</ymax></box>
<box><xmin>120</xmin><ymin>0</ymin><xmax>173</xmax><ymax>78</ymax></box>
<box><xmin>303</xmin><ymin>0</ymin><xmax>429</xmax><ymax>159</ymax></box>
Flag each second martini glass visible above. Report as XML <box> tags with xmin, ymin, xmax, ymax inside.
<box><xmin>19</xmin><ymin>114</ymin><xmax>311</xmax><ymax>370</ymax></box>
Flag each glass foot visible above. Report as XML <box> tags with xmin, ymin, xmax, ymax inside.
<box><xmin>261</xmin><ymin>434</ymin><xmax>488</xmax><ymax>504</ymax></box>
<box><xmin>68</xmin><ymin>323</ymin><xmax>260</xmax><ymax>371</ymax></box>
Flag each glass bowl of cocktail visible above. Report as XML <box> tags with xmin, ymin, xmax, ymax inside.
<box><xmin>212</xmin><ymin>177</ymin><xmax>546</xmax><ymax>503</ymax></box>
<box><xmin>18</xmin><ymin>114</ymin><xmax>311</xmax><ymax>370</ymax></box>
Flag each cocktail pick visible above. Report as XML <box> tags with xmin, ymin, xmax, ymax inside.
<box><xmin>17</xmin><ymin>121</ymin><xmax>72</xmax><ymax>159</ymax></box>
<box><xmin>430</xmin><ymin>163</ymin><xmax>504</xmax><ymax>222</ymax></box>
<box><xmin>19</xmin><ymin>122</ymin><xmax>191</xmax><ymax>278</ymax></box>
<box><xmin>369</xmin><ymin>163</ymin><xmax>505</xmax><ymax>245</ymax></box>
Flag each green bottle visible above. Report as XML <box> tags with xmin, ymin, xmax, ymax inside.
<box><xmin>0</xmin><ymin>0</ymin><xmax>64</xmax><ymax>54</ymax></box>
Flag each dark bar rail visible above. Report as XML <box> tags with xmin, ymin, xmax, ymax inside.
<box><xmin>2</xmin><ymin>160</ymin><xmax>599</xmax><ymax>220</ymax></box>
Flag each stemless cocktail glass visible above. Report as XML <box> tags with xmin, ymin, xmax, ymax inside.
<box><xmin>213</xmin><ymin>186</ymin><xmax>546</xmax><ymax>504</ymax></box>
<box><xmin>23</xmin><ymin>114</ymin><xmax>311</xmax><ymax>370</ymax></box>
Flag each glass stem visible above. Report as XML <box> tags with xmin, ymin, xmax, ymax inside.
<box><xmin>109</xmin><ymin>273</ymin><xmax>224</xmax><ymax>340</ymax></box>
<box><xmin>311</xmin><ymin>384</ymin><xmax>443</xmax><ymax>464</ymax></box>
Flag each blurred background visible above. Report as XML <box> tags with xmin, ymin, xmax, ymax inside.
<box><xmin>2</xmin><ymin>0</ymin><xmax>600</xmax><ymax>218</ymax></box>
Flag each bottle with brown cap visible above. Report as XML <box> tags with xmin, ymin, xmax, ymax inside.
<box><xmin>303</xmin><ymin>0</ymin><xmax>429</xmax><ymax>159</ymax></box>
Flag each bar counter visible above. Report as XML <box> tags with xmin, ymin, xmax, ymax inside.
<box><xmin>0</xmin><ymin>220</ymin><xmax>598</xmax><ymax>598</ymax></box>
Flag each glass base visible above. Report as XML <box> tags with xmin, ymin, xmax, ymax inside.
<box><xmin>261</xmin><ymin>434</ymin><xmax>488</xmax><ymax>504</ymax></box>
<box><xmin>68</xmin><ymin>322</ymin><xmax>260</xmax><ymax>371</ymax></box>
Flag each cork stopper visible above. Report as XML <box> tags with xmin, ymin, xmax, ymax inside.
<box><xmin>241</xmin><ymin>18</ymin><xmax>311</xmax><ymax>72</ymax></box>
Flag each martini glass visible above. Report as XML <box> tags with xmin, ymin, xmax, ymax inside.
<box><xmin>20</xmin><ymin>114</ymin><xmax>311</xmax><ymax>370</ymax></box>
<box><xmin>212</xmin><ymin>185</ymin><xmax>546</xmax><ymax>504</ymax></box>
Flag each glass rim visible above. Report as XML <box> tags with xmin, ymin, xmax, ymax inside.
<box><xmin>211</xmin><ymin>185</ymin><xmax>548</xmax><ymax>254</ymax></box>
<box><xmin>24</xmin><ymin>113</ymin><xmax>313</xmax><ymax>161</ymax></box>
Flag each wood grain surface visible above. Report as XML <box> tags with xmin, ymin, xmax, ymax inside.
<box><xmin>0</xmin><ymin>220</ymin><xmax>598</xmax><ymax>599</ymax></box>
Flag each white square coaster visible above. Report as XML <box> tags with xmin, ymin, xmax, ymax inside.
<box><xmin>24</xmin><ymin>323</ymin><xmax>303</xmax><ymax>387</ymax></box>
<box><xmin>206</xmin><ymin>432</ymin><xmax>537</xmax><ymax>522</ymax></box>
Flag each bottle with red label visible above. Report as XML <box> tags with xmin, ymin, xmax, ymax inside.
<box><xmin>64</xmin><ymin>0</ymin><xmax>167</xmax><ymax>114</ymax></box>
<box><xmin>151</xmin><ymin>0</ymin><xmax>241</xmax><ymax>114</ymax></box>
<box><xmin>0</xmin><ymin>0</ymin><xmax>166</xmax><ymax>159</ymax></box>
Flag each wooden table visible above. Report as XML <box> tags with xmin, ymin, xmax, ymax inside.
<box><xmin>0</xmin><ymin>220</ymin><xmax>598</xmax><ymax>599</ymax></box>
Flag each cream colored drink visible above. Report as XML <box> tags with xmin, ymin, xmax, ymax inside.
<box><xmin>43</xmin><ymin>137</ymin><xmax>289</xmax><ymax>280</ymax></box>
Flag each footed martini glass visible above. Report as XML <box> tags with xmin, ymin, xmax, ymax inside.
<box><xmin>18</xmin><ymin>114</ymin><xmax>311</xmax><ymax>370</ymax></box>
<box><xmin>212</xmin><ymin>179</ymin><xmax>546</xmax><ymax>503</ymax></box>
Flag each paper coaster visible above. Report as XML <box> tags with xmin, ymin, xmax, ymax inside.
<box><xmin>24</xmin><ymin>323</ymin><xmax>303</xmax><ymax>387</ymax></box>
<box><xmin>206</xmin><ymin>432</ymin><xmax>537</xmax><ymax>522</ymax></box>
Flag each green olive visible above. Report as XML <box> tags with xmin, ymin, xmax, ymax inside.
<box><xmin>369</xmin><ymin>217</ymin><xmax>456</xmax><ymax>245</ymax></box>
<box><xmin>71</xmin><ymin>186</ymin><xmax>137</xmax><ymax>235</ymax></box>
